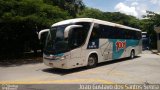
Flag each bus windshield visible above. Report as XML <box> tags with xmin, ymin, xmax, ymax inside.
<box><xmin>44</xmin><ymin>24</ymin><xmax>69</xmax><ymax>55</ymax></box>
<box><xmin>44</xmin><ymin>22</ymin><xmax>91</xmax><ymax>55</ymax></box>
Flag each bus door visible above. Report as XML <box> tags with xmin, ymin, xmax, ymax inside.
<box><xmin>69</xmin><ymin>28</ymin><xmax>85</xmax><ymax>65</ymax></box>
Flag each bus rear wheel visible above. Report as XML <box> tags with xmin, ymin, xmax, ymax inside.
<box><xmin>87</xmin><ymin>54</ymin><xmax>98</xmax><ymax>68</ymax></box>
<box><xmin>130</xmin><ymin>50</ymin><xmax>135</xmax><ymax>59</ymax></box>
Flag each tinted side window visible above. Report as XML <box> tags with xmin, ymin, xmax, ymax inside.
<box><xmin>88</xmin><ymin>23</ymin><xmax>100</xmax><ymax>49</ymax></box>
<box><xmin>90</xmin><ymin>24</ymin><xmax>100</xmax><ymax>40</ymax></box>
<box><xmin>92</xmin><ymin>23</ymin><xmax>141</xmax><ymax>40</ymax></box>
<box><xmin>100</xmin><ymin>25</ymin><xmax>107</xmax><ymax>38</ymax></box>
<box><xmin>69</xmin><ymin>22</ymin><xmax>91</xmax><ymax>49</ymax></box>
<box><xmin>99</xmin><ymin>25</ymin><xmax>116</xmax><ymax>39</ymax></box>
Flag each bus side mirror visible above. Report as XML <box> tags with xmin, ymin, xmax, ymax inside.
<box><xmin>64</xmin><ymin>25</ymin><xmax>82</xmax><ymax>38</ymax></box>
<box><xmin>38</xmin><ymin>29</ymin><xmax>49</xmax><ymax>39</ymax></box>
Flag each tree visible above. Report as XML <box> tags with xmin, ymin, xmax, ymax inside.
<box><xmin>141</xmin><ymin>11</ymin><xmax>160</xmax><ymax>49</ymax></box>
<box><xmin>78</xmin><ymin>8</ymin><xmax>141</xmax><ymax>29</ymax></box>
<box><xmin>144</xmin><ymin>11</ymin><xmax>160</xmax><ymax>26</ymax></box>
<box><xmin>77</xmin><ymin>8</ymin><xmax>104</xmax><ymax>19</ymax></box>
<box><xmin>44</xmin><ymin>0</ymin><xmax>85</xmax><ymax>17</ymax></box>
<box><xmin>0</xmin><ymin>0</ymin><xmax>71</xmax><ymax>58</ymax></box>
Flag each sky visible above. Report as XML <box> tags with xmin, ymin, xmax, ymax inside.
<box><xmin>83</xmin><ymin>0</ymin><xmax>160</xmax><ymax>18</ymax></box>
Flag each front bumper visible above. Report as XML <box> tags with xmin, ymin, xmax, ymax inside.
<box><xmin>43</xmin><ymin>58</ymin><xmax>69</xmax><ymax>69</ymax></box>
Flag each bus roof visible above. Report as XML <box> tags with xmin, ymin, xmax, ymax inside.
<box><xmin>51</xmin><ymin>18</ymin><xmax>141</xmax><ymax>32</ymax></box>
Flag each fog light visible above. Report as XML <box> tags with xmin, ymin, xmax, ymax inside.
<box><xmin>62</xmin><ymin>64</ymin><xmax>65</xmax><ymax>67</ymax></box>
<box><xmin>49</xmin><ymin>63</ymin><xmax>53</xmax><ymax>66</ymax></box>
<box><xmin>61</xmin><ymin>56</ymin><xmax>66</xmax><ymax>60</ymax></box>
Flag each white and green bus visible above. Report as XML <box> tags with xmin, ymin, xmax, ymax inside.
<box><xmin>39</xmin><ymin>18</ymin><xmax>142</xmax><ymax>69</ymax></box>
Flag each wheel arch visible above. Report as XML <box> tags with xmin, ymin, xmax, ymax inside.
<box><xmin>131</xmin><ymin>48</ymin><xmax>135</xmax><ymax>53</ymax></box>
<box><xmin>87</xmin><ymin>51</ymin><xmax>98</xmax><ymax>63</ymax></box>
<box><xmin>130</xmin><ymin>48</ymin><xmax>136</xmax><ymax>59</ymax></box>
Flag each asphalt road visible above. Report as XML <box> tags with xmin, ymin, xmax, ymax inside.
<box><xmin>0</xmin><ymin>50</ymin><xmax>160</xmax><ymax>84</ymax></box>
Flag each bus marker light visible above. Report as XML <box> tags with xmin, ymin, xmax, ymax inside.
<box><xmin>49</xmin><ymin>63</ymin><xmax>53</xmax><ymax>66</ymax></box>
<box><xmin>62</xmin><ymin>64</ymin><xmax>65</xmax><ymax>67</ymax></box>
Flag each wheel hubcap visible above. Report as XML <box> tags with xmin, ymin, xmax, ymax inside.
<box><xmin>131</xmin><ymin>51</ymin><xmax>134</xmax><ymax>58</ymax></box>
<box><xmin>88</xmin><ymin>57</ymin><xmax>95</xmax><ymax>66</ymax></box>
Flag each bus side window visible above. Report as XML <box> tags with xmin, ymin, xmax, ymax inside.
<box><xmin>90</xmin><ymin>24</ymin><xmax>100</xmax><ymax>41</ymax></box>
<box><xmin>69</xmin><ymin>28</ymin><xmax>83</xmax><ymax>48</ymax></box>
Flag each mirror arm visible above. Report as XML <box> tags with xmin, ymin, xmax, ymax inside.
<box><xmin>38</xmin><ymin>29</ymin><xmax>49</xmax><ymax>39</ymax></box>
<box><xmin>64</xmin><ymin>25</ymin><xmax>82</xmax><ymax>38</ymax></box>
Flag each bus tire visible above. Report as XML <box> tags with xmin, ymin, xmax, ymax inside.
<box><xmin>130</xmin><ymin>50</ymin><xmax>135</xmax><ymax>59</ymax></box>
<box><xmin>87</xmin><ymin>54</ymin><xmax>98</xmax><ymax>68</ymax></box>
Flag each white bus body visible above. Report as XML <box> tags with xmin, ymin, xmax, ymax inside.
<box><xmin>41</xmin><ymin>18</ymin><xmax>142</xmax><ymax>69</ymax></box>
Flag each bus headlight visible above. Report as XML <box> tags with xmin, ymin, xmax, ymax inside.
<box><xmin>44</xmin><ymin>54</ymin><xmax>70</xmax><ymax>60</ymax></box>
<box><xmin>60</xmin><ymin>56</ymin><xmax>66</xmax><ymax>60</ymax></box>
<box><xmin>60</xmin><ymin>55</ymin><xmax>70</xmax><ymax>60</ymax></box>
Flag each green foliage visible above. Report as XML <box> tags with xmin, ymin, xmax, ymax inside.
<box><xmin>141</xmin><ymin>11</ymin><xmax>160</xmax><ymax>49</ymax></box>
<box><xmin>44</xmin><ymin>0</ymin><xmax>85</xmax><ymax>17</ymax></box>
<box><xmin>144</xmin><ymin>11</ymin><xmax>160</xmax><ymax>26</ymax></box>
<box><xmin>0</xmin><ymin>0</ymin><xmax>70</xmax><ymax>26</ymax></box>
<box><xmin>0</xmin><ymin>0</ymin><xmax>71</xmax><ymax>58</ymax></box>
<box><xmin>78</xmin><ymin>8</ymin><xmax>141</xmax><ymax>29</ymax></box>
<box><xmin>77</xmin><ymin>8</ymin><xmax>104</xmax><ymax>19</ymax></box>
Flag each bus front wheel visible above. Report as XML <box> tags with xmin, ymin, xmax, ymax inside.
<box><xmin>130</xmin><ymin>50</ymin><xmax>135</xmax><ymax>59</ymax></box>
<box><xmin>87</xmin><ymin>54</ymin><xmax>98</xmax><ymax>68</ymax></box>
